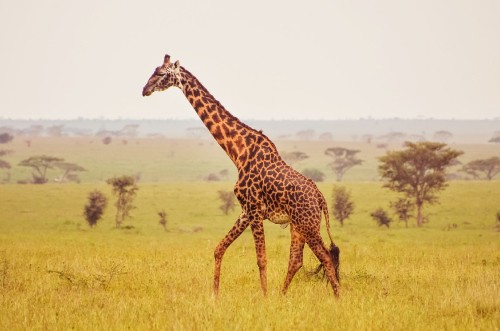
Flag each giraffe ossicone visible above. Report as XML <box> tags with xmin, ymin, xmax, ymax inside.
<box><xmin>143</xmin><ymin>53</ymin><xmax>340</xmax><ymax>297</ymax></box>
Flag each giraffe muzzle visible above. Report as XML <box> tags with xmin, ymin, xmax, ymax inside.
<box><xmin>142</xmin><ymin>85</ymin><xmax>153</xmax><ymax>97</ymax></box>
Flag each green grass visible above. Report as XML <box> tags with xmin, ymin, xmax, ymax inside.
<box><xmin>0</xmin><ymin>182</ymin><xmax>499</xmax><ymax>330</ymax></box>
<box><xmin>1</xmin><ymin>137</ymin><xmax>499</xmax><ymax>183</ymax></box>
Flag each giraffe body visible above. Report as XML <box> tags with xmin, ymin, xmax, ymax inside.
<box><xmin>143</xmin><ymin>54</ymin><xmax>340</xmax><ymax>296</ymax></box>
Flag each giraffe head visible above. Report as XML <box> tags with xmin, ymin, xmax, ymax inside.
<box><xmin>142</xmin><ymin>54</ymin><xmax>183</xmax><ymax>96</ymax></box>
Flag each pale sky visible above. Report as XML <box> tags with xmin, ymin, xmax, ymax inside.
<box><xmin>0</xmin><ymin>0</ymin><xmax>499</xmax><ymax>120</ymax></box>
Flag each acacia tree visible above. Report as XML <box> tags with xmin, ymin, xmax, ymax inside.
<box><xmin>325</xmin><ymin>147</ymin><xmax>363</xmax><ymax>182</ymax></box>
<box><xmin>461</xmin><ymin>157</ymin><xmax>500</xmax><ymax>180</ymax></box>
<box><xmin>378</xmin><ymin>141</ymin><xmax>463</xmax><ymax>227</ymax></box>
<box><xmin>331</xmin><ymin>186</ymin><xmax>354</xmax><ymax>227</ymax></box>
<box><xmin>18</xmin><ymin>155</ymin><xmax>64</xmax><ymax>184</ymax></box>
<box><xmin>54</xmin><ymin>162</ymin><xmax>86</xmax><ymax>183</ymax></box>
<box><xmin>0</xmin><ymin>160</ymin><xmax>11</xmax><ymax>170</ymax></box>
<box><xmin>281</xmin><ymin>151</ymin><xmax>309</xmax><ymax>165</ymax></box>
<box><xmin>301</xmin><ymin>168</ymin><xmax>325</xmax><ymax>182</ymax></box>
<box><xmin>106</xmin><ymin>175</ymin><xmax>138</xmax><ymax>228</ymax></box>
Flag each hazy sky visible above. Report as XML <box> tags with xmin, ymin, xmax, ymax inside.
<box><xmin>1</xmin><ymin>0</ymin><xmax>499</xmax><ymax>120</ymax></box>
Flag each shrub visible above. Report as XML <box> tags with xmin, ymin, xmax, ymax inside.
<box><xmin>218</xmin><ymin>190</ymin><xmax>236</xmax><ymax>215</ymax></box>
<box><xmin>0</xmin><ymin>133</ymin><xmax>13</xmax><ymax>144</ymax></box>
<box><xmin>158</xmin><ymin>209</ymin><xmax>168</xmax><ymax>231</ymax></box>
<box><xmin>331</xmin><ymin>186</ymin><xmax>354</xmax><ymax>227</ymax></box>
<box><xmin>370</xmin><ymin>208</ymin><xmax>392</xmax><ymax>228</ymax></box>
<box><xmin>84</xmin><ymin>190</ymin><xmax>108</xmax><ymax>227</ymax></box>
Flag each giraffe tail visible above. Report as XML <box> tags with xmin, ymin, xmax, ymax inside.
<box><xmin>321</xmin><ymin>194</ymin><xmax>341</xmax><ymax>283</ymax></box>
<box><xmin>320</xmin><ymin>194</ymin><xmax>334</xmax><ymax>245</ymax></box>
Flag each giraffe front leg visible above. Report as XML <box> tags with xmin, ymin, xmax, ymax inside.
<box><xmin>214</xmin><ymin>213</ymin><xmax>250</xmax><ymax>296</ymax></box>
<box><xmin>282</xmin><ymin>226</ymin><xmax>305</xmax><ymax>294</ymax></box>
<box><xmin>250</xmin><ymin>220</ymin><xmax>267</xmax><ymax>295</ymax></box>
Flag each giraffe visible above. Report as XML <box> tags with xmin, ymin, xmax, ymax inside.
<box><xmin>142</xmin><ymin>54</ymin><xmax>340</xmax><ymax>296</ymax></box>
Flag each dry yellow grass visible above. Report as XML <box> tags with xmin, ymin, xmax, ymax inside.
<box><xmin>0</xmin><ymin>182</ymin><xmax>499</xmax><ymax>330</ymax></box>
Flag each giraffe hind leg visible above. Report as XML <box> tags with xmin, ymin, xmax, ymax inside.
<box><xmin>307</xmin><ymin>238</ymin><xmax>340</xmax><ymax>297</ymax></box>
<box><xmin>213</xmin><ymin>213</ymin><xmax>250</xmax><ymax>296</ymax></box>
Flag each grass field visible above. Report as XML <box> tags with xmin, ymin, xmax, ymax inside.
<box><xmin>1</xmin><ymin>136</ymin><xmax>499</xmax><ymax>183</ymax></box>
<box><xmin>0</xmin><ymin>180</ymin><xmax>499</xmax><ymax>330</ymax></box>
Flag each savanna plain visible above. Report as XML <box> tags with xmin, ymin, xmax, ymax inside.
<box><xmin>0</xmin><ymin>134</ymin><xmax>499</xmax><ymax>330</ymax></box>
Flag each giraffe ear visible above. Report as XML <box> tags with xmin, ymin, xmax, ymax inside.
<box><xmin>163</xmin><ymin>54</ymin><xmax>171</xmax><ymax>64</ymax></box>
<box><xmin>174</xmin><ymin>60</ymin><xmax>180</xmax><ymax>68</ymax></box>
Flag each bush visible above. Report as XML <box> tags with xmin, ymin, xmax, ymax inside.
<box><xmin>158</xmin><ymin>209</ymin><xmax>168</xmax><ymax>231</ymax></box>
<box><xmin>218</xmin><ymin>190</ymin><xmax>236</xmax><ymax>215</ymax></box>
<box><xmin>84</xmin><ymin>190</ymin><xmax>108</xmax><ymax>227</ymax></box>
<box><xmin>331</xmin><ymin>186</ymin><xmax>354</xmax><ymax>227</ymax></box>
<box><xmin>0</xmin><ymin>133</ymin><xmax>13</xmax><ymax>144</ymax></box>
<box><xmin>370</xmin><ymin>208</ymin><xmax>392</xmax><ymax>228</ymax></box>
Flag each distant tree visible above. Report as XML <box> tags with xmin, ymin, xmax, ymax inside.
<box><xmin>83</xmin><ymin>190</ymin><xmax>108</xmax><ymax>227</ymax></box>
<box><xmin>461</xmin><ymin>157</ymin><xmax>500</xmax><ymax>180</ymax></box>
<box><xmin>0</xmin><ymin>160</ymin><xmax>11</xmax><ymax>170</ymax></box>
<box><xmin>218</xmin><ymin>190</ymin><xmax>236</xmax><ymax>215</ymax></box>
<box><xmin>282</xmin><ymin>151</ymin><xmax>309</xmax><ymax>165</ymax></box>
<box><xmin>324</xmin><ymin>147</ymin><xmax>363</xmax><ymax>182</ymax></box>
<box><xmin>102</xmin><ymin>136</ymin><xmax>112</xmax><ymax>145</ymax></box>
<box><xmin>46</xmin><ymin>125</ymin><xmax>64</xmax><ymax>137</ymax></box>
<box><xmin>54</xmin><ymin>162</ymin><xmax>86</xmax><ymax>183</ymax></box>
<box><xmin>18</xmin><ymin>155</ymin><xmax>64</xmax><ymax>184</ymax></box>
<box><xmin>379</xmin><ymin>132</ymin><xmax>406</xmax><ymax>143</ymax></box>
<box><xmin>23</xmin><ymin>125</ymin><xmax>44</xmax><ymax>137</ymax></box>
<box><xmin>407</xmin><ymin>134</ymin><xmax>426</xmax><ymax>142</ymax></box>
<box><xmin>219</xmin><ymin>169</ymin><xmax>229</xmax><ymax>180</ymax></box>
<box><xmin>0</xmin><ymin>133</ymin><xmax>14</xmax><ymax>144</ymax></box>
<box><xmin>106</xmin><ymin>175</ymin><xmax>138</xmax><ymax>228</ymax></box>
<box><xmin>0</xmin><ymin>149</ymin><xmax>14</xmax><ymax>157</ymax></box>
<box><xmin>296</xmin><ymin>129</ymin><xmax>315</xmax><ymax>141</ymax></box>
<box><xmin>361</xmin><ymin>134</ymin><xmax>373</xmax><ymax>144</ymax></box>
<box><xmin>432</xmin><ymin>130</ymin><xmax>453</xmax><ymax>143</ymax></box>
<box><xmin>120</xmin><ymin>124</ymin><xmax>140</xmax><ymax>137</ymax></box>
<box><xmin>331</xmin><ymin>186</ymin><xmax>354</xmax><ymax>227</ymax></box>
<box><xmin>206</xmin><ymin>173</ymin><xmax>220</xmax><ymax>181</ymax></box>
<box><xmin>158</xmin><ymin>209</ymin><xmax>168</xmax><ymax>231</ymax></box>
<box><xmin>488</xmin><ymin>131</ymin><xmax>500</xmax><ymax>144</ymax></box>
<box><xmin>390</xmin><ymin>198</ymin><xmax>413</xmax><ymax>228</ymax></box>
<box><xmin>319</xmin><ymin>132</ymin><xmax>333</xmax><ymax>141</ymax></box>
<box><xmin>370</xmin><ymin>208</ymin><xmax>392</xmax><ymax>228</ymax></box>
<box><xmin>301</xmin><ymin>168</ymin><xmax>325</xmax><ymax>182</ymax></box>
<box><xmin>376</xmin><ymin>143</ymin><xmax>388</xmax><ymax>150</ymax></box>
<box><xmin>378</xmin><ymin>141</ymin><xmax>463</xmax><ymax>227</ymax></box>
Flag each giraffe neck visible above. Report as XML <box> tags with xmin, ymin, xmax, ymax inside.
<box><xmin>178</xmin><ymin>67</ymin><xmax>271</xmax><ymax>168</ymax></box>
